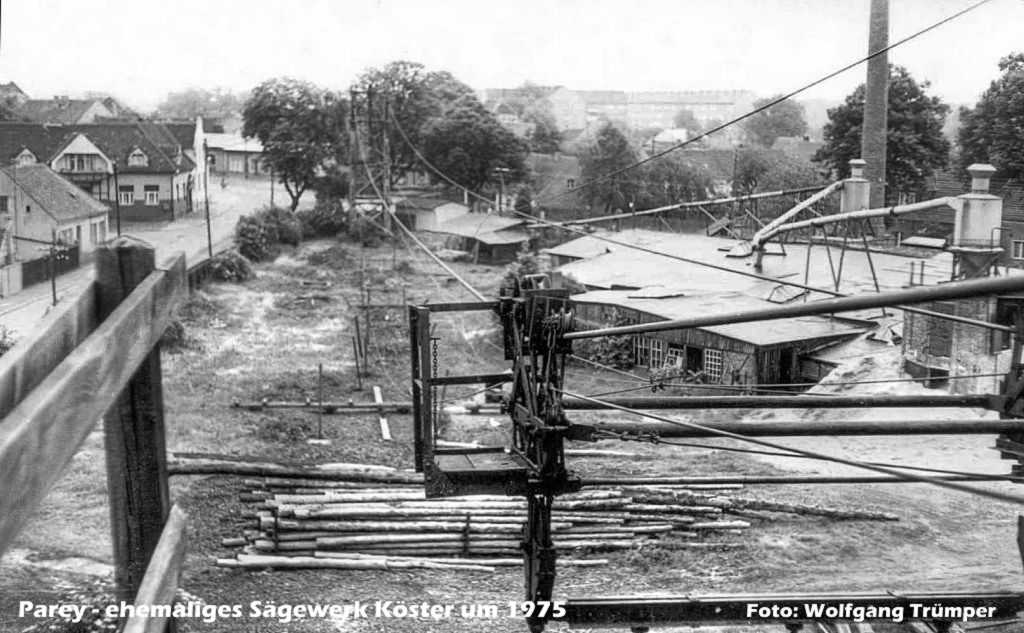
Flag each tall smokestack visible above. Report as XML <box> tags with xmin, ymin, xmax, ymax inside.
<box><xmin>861</xmin><ymin>0</ymin><xmax>889</xmax><ymax>209</ymax></box>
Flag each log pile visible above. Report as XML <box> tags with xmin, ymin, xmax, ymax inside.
<box><xmin>216</xmin><ymin>467</ymin><xmax>898</xmax><ymax>571</ymax></box>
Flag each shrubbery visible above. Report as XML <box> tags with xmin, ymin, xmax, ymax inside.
<box><xmin>207</xmin><ymin>249</ymin><xmax>255</xmax><ymax>282</ymax></box>
<box><xmin>297</xmin><ymin>201</ymin><xmax>348</xmax><ymax>239</ymax></box>
<box><xmin>0</xmin><ymin>325</ymin><xmax>16</xmax><ymax>358</ymax></box>
<box><xmin>235</xmin><ymin>206</ymin><xmax>302</xmax><ymax>261</ymax></box>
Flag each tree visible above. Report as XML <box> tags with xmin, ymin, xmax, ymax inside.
<box><xmin>242</xmin><ymin>78</ymin><xmax>346</xmax><ymax>212</ymax></box>
<box><xmin>742</xmin><ymin>95</ymin><xmax>807</xmax><ymax>147</ymax></box>
<box><xmin>513</xmin><ymin>186</ymin><xmax>534</xmax><ymax>216</ymax></box>
<box><xmin>354</xmin><ymin>61</ymin><xmax>478</xmax><ymax>185</ymax></box>
<box><xmin>733</xmin><ymin>148</ymin><xmax>822</xmax><ymax>196</ymax></box>
<box><xmin>813</xmin><ymin>65</ymin><xmax>950</xmax><ymax>201</ymax></box>
<box><xmin>523</xmin><ymin>108</ymin><xmax>562</xmax><ymax>153</ymax></box>
<box><xmin>420</xmin><ymin>101</ymin><xmax>528</xmax><ymax>193</ymax></box>
<box><xmin>578</xmin><ymin>122</ymin><xmax>638</xmax><ymax>213</ymax></box>
<box><xmin>959</xmin><ymin>53</ymin><xmax>1024</xmax><ymax>180</ymax></box>
<box><xmin>154</xmin><ymin>87</ymin><xmax>246</xmax><ymax>121</ymax></box>
<box><xmin>637</xmin><ymin>154</ymin><xmax>713</xmax><ymax>206</ymax></box>
<box><xmin>672</xmin><ymin>109</ymin><xmax>703</xmax><ymax>137</ymax></box>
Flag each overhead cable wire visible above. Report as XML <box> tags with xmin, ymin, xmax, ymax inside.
<box><xmin>560</xmin><ymin>389</ymin><xmax>1024</xmax><ymax>505</ymax></box>
<box><xmin>539</xmin><ymin>0</ymin><xmax>997</xmax><ymax>204</ymax></box>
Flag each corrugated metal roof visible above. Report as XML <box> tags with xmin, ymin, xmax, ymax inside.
<box><xmin>430</xmin><ymin>213</ymin><xmax>524</xmax><ymax>237</ymax></box>
<box><xmin>573</xmin><ymin>289</ymin><xmax>866</xmax><ymax>347</ymax></box>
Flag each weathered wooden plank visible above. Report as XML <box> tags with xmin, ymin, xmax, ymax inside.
<box><xmin>122</xmin><ymin>505</ymin><xmax>188</xmax><ymax>633</ymax></box>
<box><xmin>99</xmin><ymin>239</ymin><xmax>173</xmax><ymax>602</ymax></box>
<box><xmin>0</xmin><ymin>249</ymin><xmax>186</xmax><ymax>557</ymax></box>
<box><xmin>0</xmin><ymin>279</ymin><xmax>98</xmax><ymax>420</ymax></box>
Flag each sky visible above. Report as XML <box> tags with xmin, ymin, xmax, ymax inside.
<box><xmin>0</xmin><ymin>0</ymin><xmax>1022</xmax><ymax>112</ymax></box>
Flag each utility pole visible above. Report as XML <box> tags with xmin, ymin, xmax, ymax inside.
<box><xmin>381</xmin><ymin>96</ymin><xmax>392</xmax><ymax>232</ymax></box>
<box><xmin>113</xmin><ymin>162</ymin><xmax>122</xmax><ymax>236</ymax></box>
<box><xmin>861</xmin><ymin>0</ymin><xmax>889</xmax><ymax>210</ymax></box>
<box><xmin>204</xmin><ymin>141</ymin><xmax>213</xmax><ymax>259</ymax></box>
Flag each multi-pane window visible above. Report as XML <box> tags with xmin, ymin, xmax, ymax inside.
<box><xmin>633</xmin><ymin>336</ymin><xmax>666</xmax><ymax>368</ymax></box>
<box><xmin>144</xmin><ymin>185</ymin><xmax>160</xmax><ymax>206</ymax></box>
<box><xmin>665</xmin><ymin>346</ymin><xmax>685</xmax><ymax>369</ymax></box>
<box><xmin>63</xmin><ymin>154</ymin><xmax>93</xmax><ymax>172</ymax></box>
<box><xmin>704</xmin><ymin>348</ymin><xmax>724</xmax><ymax>382</ymax></box>
<box><xmin>1013</xmin><ymin>240</ymin><xmax>1024</xmax><ymax>260</ymax></box>
<box><xmin>118</xmin><ymin>185</ymin><xmax>134</xmax><ymax>205</ymax></box>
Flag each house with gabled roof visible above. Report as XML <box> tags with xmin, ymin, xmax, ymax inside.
<box><xmin>0</xmin><ymin>121</ymin><xmax>198</xmax><ymax>221</ymax></box>
<box><xmin>0</xmin><ymin>163</ymin><xmax>109</xmax><ymax>257</ymax></box>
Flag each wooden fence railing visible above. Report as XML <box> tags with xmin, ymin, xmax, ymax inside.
<box><xmin>0</xmin><ymin>235</ymin><xmax>189</xmax><ymax>632</ymax></box>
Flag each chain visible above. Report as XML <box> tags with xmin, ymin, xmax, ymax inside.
<box><xmin>431</xmin><ymin>336</ymin><xmax>440</xmax><ymax>437</ymax></box>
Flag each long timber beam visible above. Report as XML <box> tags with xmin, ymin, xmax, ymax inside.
<box><xmin>575</xmin><ymin>417</ymin><xmax>1024</xmax><ymax>438</ymax></box>
<box><xmin>564</xmin><ymin>274</ymin><xmax>1024</xmax><ymax>339</ymax></box>
<box><xmin>562</xmin><ymin>394</ymin><xmax>994</xmax><ymax>410</ymax></box>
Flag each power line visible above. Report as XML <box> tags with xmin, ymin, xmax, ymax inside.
<box><xmin>561</xmin><ymin>388</ymin><xmax>1024</xmax><ymax>506</ymax></box>
<box><xmin>541</xmin><ymin>0</ymin><xmax>996</xmax><ymax>204</ymax></box>
<box><xmin>388</xmin><ymin>92</ymin><xmax>1015</xmax><ymax>334</ymax></box>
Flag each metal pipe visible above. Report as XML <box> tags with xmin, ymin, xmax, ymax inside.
<box><xmin>555</xmin><ymin>185</ymin><xmax>829</xmax><ymax>227</ymax></box>
<box><xmin>763</xmin><ymin>197</ymin><xmax>960</xmax><ymax>242</ymax></box>
<box><xmin>579</xmin><ymin>417</ymin><xmax>1023</xmax><ymax>437</ymax></box>
<box><xmin>565</xmin><ymin>273</ymin><xmax>1024</xmax><ymax>339</ymax></box>
<box><xmin>563</xmin><ymin>393</ymin><xmax>993</xmax><ymax>410</ymax></box>
<box><xmin>583</xmin><ymin>474</ymin><xmax>1019</xmax><ymax>485</ymax></box>
<box><xmin>749</xmin><ymin>180</ymin><xmax>845</xmax><ymax>248</ymax></box>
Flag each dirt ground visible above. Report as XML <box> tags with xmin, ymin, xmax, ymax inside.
<box><xmin>3</xmin><ymin>235</ymin><xmax>1024</xmax><ymax>633</ymax></box>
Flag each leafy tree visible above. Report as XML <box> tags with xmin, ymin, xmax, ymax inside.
<box><xmin>813</xmin><ymin>65</ymin><xmax>950</xmax><ymax>201</ymax></box>
<box><xmin>733</xmin><ymin>148</ymin><xmax>822</xmax><ymax>196</ymax></box>
<box><xmin>578</xmin><ymin>121</ymin><xmax>638</xmax><ymax>213</ymax></box>
<box><xmin>637</xmin><ymin>154</ymin><xmax>713</xmax><ymax>206</ymax></box>
<box><xmin>242</xmin><ymin>78</ymin><xmax>346</xmax><ymax>211</ymax></box>
<box><xmin>672</xmin><ymin>109</ymin><xmax>703</xmax><ymax>137</ymax></box>
<box><xmin>420</xmin><ymin>101</ymin><xmax>528</xmax><ymax>193</ymax></box>
<box><xmin>742</xmin><ymin>95</ymin><xmax>807</xmax><ymax>147</ymax></box>
<box><xmin>959</xmin><ymin>53</ymin><xmax>1024</xmax><ymax>179</ymax></box>
<box><xmin>154</xmin><ymin>87</ymin><xmax>246</xmax><ymax>121</ymax></box>
<box><xmin>523</xmin><ymin>108</ymin><xmax>562</xmax><ymax>153</ymax></box>
<box><xmin>354</xmin><ymin>61</ymin><xmax>478</xmax><ymax>185</ymax></box>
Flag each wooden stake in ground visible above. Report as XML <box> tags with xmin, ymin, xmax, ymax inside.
<box><xmin>373</xmin><ymin>385</ymin><xmax>391</xmax><ymax>440</ymax></box>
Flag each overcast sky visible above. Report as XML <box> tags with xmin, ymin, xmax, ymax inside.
<box><xmin>0</xmin><ymin>0</ymin><xmax>1021</xmax><ymax>111</ymax></box>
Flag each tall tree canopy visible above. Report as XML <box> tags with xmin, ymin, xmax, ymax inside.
<box><xmin>242</xmin><ymin>78</ymin><xmax>346</xmax><ymax>211</ymax></box>
<box><xmin>742</xmin><ymin>95</ymin><xmax>807</xmax><ymax>147</ymax></box>
<box><xmin>420</xmin><ymin>100</ymin><xmax>528</xmax><ymax>193</ymax></box>
<box><xmin>354</xmin><ymin>61</ymin><xmax>478</xmax><ymax>185</ymax></box>
<box><xmin>733</xmin><ymin>149</ymin><xmax>822</xmax><ymax>196</ymax></box>
<box><xmin>637</xmin><ymin>154</ymin><xmax>713</xmax><ymax>206</ymax></box>
<box><xmin>959</xmin><ymin>53</ymin><xmax>1024</xmax><ymax>180</ymax></box>
<box><xmin>813</xmin><ymin>65</ymin><xmax>950</xmax><ymax>201</ymax></box>
<box><xmin>154</xmin><ymin>87</ymin><xmax>246</xmax><ymax>121</ymax></box>
<box><xmin>578</xmin><ymin>122</ymin><xmax>639</xmax><ymax>213</ymax></box>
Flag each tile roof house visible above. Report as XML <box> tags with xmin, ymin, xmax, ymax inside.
<box><xmin>0</xmin><ymin>121</ymin><xmax>200</xmax><ymax>222</ymax></box>
<box><xmin>0</xmin><ymin>164</ymin><xmax>109</xmax><ymax>259</ymax></box>
<box><xmin>15</xmin><ymin>97</ymin><xmax>116</xmax><ymax>125</ymax></box>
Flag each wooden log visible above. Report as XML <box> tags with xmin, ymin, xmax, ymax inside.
<box><xmin>639</xmin><ymin>491</ymin><xmax>899</xmax><ymax>521</ymax></box>
<box><xmin>621</xmin><ymin>504</ymin><xmax>722</xmax><ymax>514</ymax></box>
<box><xmin>244</xmin><ymin>477</ymin><xmax>418</xmax><ymax>490</ymax></box>
<box><xmin>122</xmin><ymin>505</ymin><xmax>188</xmax><ymax>633</ymax></box>
<box><xmin>688</xmin><ymin>520</ymin><xmax>751</xmax><ymax>530</ymax></box>
<box><xmin>168</xmin><ymin>456</ymin><xmax>421</xmax><ymax>483</ymax></box>
<box><xmin>0</xmin><ymin>250</ymin><xmax>186</xmax><ymax>558</ymax></box>
<box><xmin>221</xmin><ymin>537</ymin><xmax>247</xmax><ymax>547</ymax></box>
<box><xmin>312</xmin><ymin>552</ymin><xmax>609</xmax><ymax>567</ymax></box>
<box><xmin>271</xmin><ymin>519</ymin><xmax>557</xmax><ymax>533</ymax></box>
<box><xmin>223</xmin><ymin>554</ymin><xmax>494</xmax><ymax>572</ymax></box>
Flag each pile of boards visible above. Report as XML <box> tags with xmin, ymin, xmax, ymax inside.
<box><xmin>210</xmin><ymin>461</ymin><xmax>898</xmax><ymax>573</ymax></box>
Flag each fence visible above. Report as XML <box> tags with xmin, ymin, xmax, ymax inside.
<box><xmin>21</xmin><ymin>243</ymin><xmax>80</xmax><ymax>289</ymax></box>
<box><xmin>0</xmin><ymin>236</ymin><xmax>188</xmax><ymax>633</ymax></box>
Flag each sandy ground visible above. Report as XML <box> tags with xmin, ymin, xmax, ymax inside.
<box><xmin>2</xmin><ymin>237</ymin><xmax>1023</xmax><ymax>633</ymax></box>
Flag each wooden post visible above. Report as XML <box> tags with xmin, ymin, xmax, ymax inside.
<box><xmin>96</xmin><ymin>236</ymin><xmax>172</xmax><ymax>607</ymax></box>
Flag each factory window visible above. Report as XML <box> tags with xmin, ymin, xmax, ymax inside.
<box><xmin>665</xmin><ymin>345</ymin><xmax>686</xmax><ymax>369</ymax></box>
<box><xmin>1013</xmin><ymin>240</ymin><xmax>1024</xmax><ymax>260</ymax></box>
<box><xmin>704</xmin><ymin>348</ymin><xmax>724</xmax><ymax>382</ymax></box>
<box><xmin>633</xmin><ymin>336</ymin><xmax>665</xmax><ymax>368</ymax></box>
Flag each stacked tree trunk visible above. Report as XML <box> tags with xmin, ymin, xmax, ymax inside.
<box><xmin>217</xmin><ymin>469</ymin><xmax>897</xmax><ymax>571</ymax></box>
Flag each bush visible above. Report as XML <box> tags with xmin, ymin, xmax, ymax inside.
<box><xmin>345</xmin><ymin>216</ymin><xmax>386</xmax><ymax>248</ymax></box>
<box><xmin>297</xmin><ymin>201</ymin><xmax>348</xmax><ymax>239</ymax></box>
<box><xmin>207</xmin><ymin>249</ymin><xmax>255</xmax><ymax>282</ymax></box>
<box><xmin>0</xmin><ymin>325</ymin><xmax>16</xmax><ymax>358</ymax></box>
<box><xmin>234</xmin><ymin>206</ymin><xmax>302</xmax><ymax>261</ymax></box>
<box><xmin>573</xmin><ymin>316</ymin><xmax>634</xmax><ymax>369</ymax></box>
<box><xmin>501</xmin><ymin>243</ymin><xmax>541</xmax><ymax>291</ymax></box>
